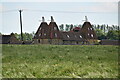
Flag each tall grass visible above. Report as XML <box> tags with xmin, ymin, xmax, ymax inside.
<box><xmin>2</xmin><ymin>44</ymin><xmax>118</xmax><ymax>78</ymax></box>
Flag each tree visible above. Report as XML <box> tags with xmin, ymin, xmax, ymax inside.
<box><xmin>78</xmin><ymin>24</ymin><xmax>82</xmax><ymax>28</ymax></box>
<box><xmin>118</xmin><ymin>26</ymin><xmax>120</xmax><ymax>30</ymax></box>
<box><xmin>92</xmin><ymin>24</ymin><xmax>96</xmax><ymax>30</ymax></box>
<box><xmin>14</xmin><ymin>32</ymin><xmax>34</xmax><ymax>41</ymax></box>
<box><xmin>103</xmin><ymin>24</ymin><xmax>106</xmax><ymax>34</ymax></box>
<box><xmin>107</xmin><ymin>30</ymin><xmax>120</xmax><ymax>40</ymax></box>
<box><xmin>14</xmin><ymin>33</ymin><xmax>21</xmax><ymax>40</ymax></box>
<box><xmin>65</xmin><ymin>24</ymin><xmax>70</xmax><ymax>31</ymax></box>
<box><xmin>101</xmin><ymin>25</ymin><xmax>104</xmax><ymax>30</ymax></box>
<box><xmin>32</xmin><ymin>31</ymin><xmax>35</xmax><ymax>37</ymax></box>
<box><xmin>97</xmin><ymin>24</ymin><xmax>100</xmax><ymax>30</ymax></box>
<box><xmin>106</xmin><ymin>25</ymin><xmax>109</xmax><ymax>32</ymax></box>
<box><xmin>95</xmin><ymin>29</ymin><xmax>107</xmax><ymax>40</ymax></box>
<box><xmin>22</xmin><ymin>32</ymin><xmax>33</xmax><ymax>41</ymax></box>
<box><xmin>70</xmin><ymin>24</ymin><xmax>73</xmax><ymax>31</ymax></box>
<box><xmin>59</xmin><ymin>24</ymin><xmax>64</xmax><ymax>31</ymax></box>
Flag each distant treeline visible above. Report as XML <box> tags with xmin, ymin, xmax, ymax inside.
<box><xmin>0</xmin><ymin>24</ymin><xmax>119</xmax><ymax>41</ymax></box>
<box><xmin>59</xmin><ymin>24</ymin><xmax>119</xmax><ymax>32</ymax></box>
<box><xmin>59</xmin><ymin>24</ymin><xmax>120</xmax><ymax>40</ymax></box>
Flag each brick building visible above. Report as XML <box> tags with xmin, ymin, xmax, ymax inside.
<box><xmin>33</xmin><ymin>16</ymin><xmax>97</xmax><ymax>45</ymax></box>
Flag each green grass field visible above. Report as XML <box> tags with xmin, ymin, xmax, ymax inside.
<box><xmin>2</xmin><ymin>44</ymin><xmax>118</xmax><ymax>78</ymax></box>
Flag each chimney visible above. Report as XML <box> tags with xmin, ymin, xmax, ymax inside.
<box><xmin>42</xmin><ymin>16</ymin><xmax>45</xmax><ymax>22</ymax></box>
<box><xmin>85</xmin><ymin>16</ymin><xmax>88</xmax><ymax>22</ymax></box>
<box><xmin>51</xmin><ymin>16</ymin><xmax>54</xmax><ymax>22</ymax></box>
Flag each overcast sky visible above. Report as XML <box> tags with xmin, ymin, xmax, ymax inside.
<box><xmin>0</xmin><ymin>0</ymin><xmax>119</xmax><ymax>34</ymax></box>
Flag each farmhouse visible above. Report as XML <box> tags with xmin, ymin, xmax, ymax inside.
<box><xmin>0</xmin><ymin>33</ymin><xmax>21</xmax><ymax>44</ymax></box>
<box><xmin>33</xmin><ymin>16</ymin><xmax>97</xmax><ymax>45</ymax></box>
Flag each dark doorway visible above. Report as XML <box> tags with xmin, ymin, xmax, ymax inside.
<box><xmin>38</xmin><ymin>40</ymin><xmax>40</xmax><ymax>43</ymax></box>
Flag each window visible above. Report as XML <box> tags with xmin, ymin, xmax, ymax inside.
<box><xmin>75</xmin><ymin>35</ymin><xmax>77</xmax><ymax>38</ymax></box>
<box><xmin>39</xmin><ymin>34</ymin><xmax>41</xmax><ymax>36</ymax></box>
<box><xmin>67</xmin><ymin>35</ymin><xmax>70</xmax><ymax>38</ymax></box>
<box><xmin>54</xmin><ymin>27</ymin><xmax>57</xmax><ymax>30</ymax></box>
<box><xmin>90</xmin><ymin>28</ymin><xmax>93</xmax><ymax>30</ymax></box>
<box><xmin>44</xmin><ymin>33</ymin><xmax>46</xmax><ymax>36</ymax></box>
<box><xmin>88</xmin><ymin>33</ymin><xmax>90</xmax><ymax>36</ymax></box>
<box><xmin>79</xmin><ymin>35</ymin><xmax>82</xmax><ymax>38</ymax></box>
<box><xmin>88</xmin><ymin>28</ymin><xmax>89</xmax><ymax>30</ymax></box>
<box><xmin>55</xmin><ymin>33</ymin><xmax>57</xmax><ymax>37</ymax></box>
<box><xmin>91</xmin><ymin>34</ymin><xmax>94</xmax><ymax>37</ymax></box>
<box><xmin>40</xmin><ymin>27</ymin><xmax>41</xmax><ymax>30</ymax></box>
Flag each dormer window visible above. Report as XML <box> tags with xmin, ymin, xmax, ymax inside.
<box><xmin>44</xmin><ymin>33</ymin><xmax>46</xmax><ymax>36</ymax></box>
<box><xmin>91</xmin><ymin>34</ymin><xmax>94</xmax><ymax>37</ymax></box>
<box><xmin>75</xmin><ymin>35</ymin><xmax>77</xmax><ymax>38</ymax></box>
<box><xmin>67</xmin><ymin>35</ymin><xmax>70</xmax><ymax>38</ymax></box>
<box><xmin>39</xmin><ymin>34</ymin><xmax>41</xmax><ymax>36</ymax></box>
<box><xmin>54</xmin><ymin>27</ymin><xmax>57</xmax><ymax>30</ymax></box>
<box><xmin>90</xmin><ymin>28</ymin><xmax>93</xmax><ymax>30</ymax></box>
<box><xmin>79</xmin><ymin>35</ymin><xmax>82</xmax><ymax>38</ymax></box>
<box><xmin>55</xmin><ymin>33</ymin><xmax>57</xmax><ymax>37</ymax></box>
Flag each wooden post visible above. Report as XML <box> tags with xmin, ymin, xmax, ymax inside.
<box><xmin>19</xmin><ymin>10</ymin><xmax>23</xmax><ymax>42</ymax></box>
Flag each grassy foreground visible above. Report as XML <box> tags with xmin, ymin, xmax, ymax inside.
<box><xmin>2</xmin><ymin>44</ymin><xmax>118</xmax><ymax>78</ymax></box>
